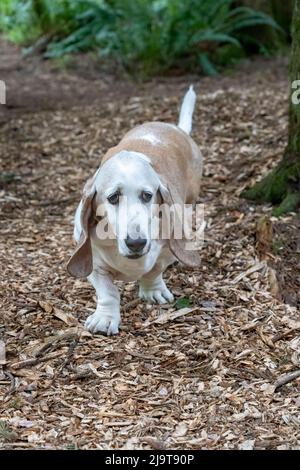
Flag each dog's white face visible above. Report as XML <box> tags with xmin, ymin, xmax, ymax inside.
<box><xmin>94</xmin><ymin>151</ymin><xmax>163</xmax><ymax>259</ymax></box>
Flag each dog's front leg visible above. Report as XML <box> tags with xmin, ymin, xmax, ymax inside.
<box><xmin>139</xmin><ymin>272</ymin><xmax>174</xmax><ymax>305</ymax></box>
<box><xmin>85</xmin><ymin>271</ymin><xmax>120</xmax><ymax>335</ymax></box>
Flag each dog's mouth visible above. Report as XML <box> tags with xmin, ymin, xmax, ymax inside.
<box><xmin>125</xmin><ymin>245</ymin><xmax>150</xmax><ymax>260</ymax></box>
<box><xmin>125</xmin><ymin>253</ymin><xmax>144</xmax><ymax>260</ymax></box>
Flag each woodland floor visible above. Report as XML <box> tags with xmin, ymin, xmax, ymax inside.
<box><xmin>0</xmin><ymin>39</ymin><xmax>299</xmax><ymax>450</ymax></box>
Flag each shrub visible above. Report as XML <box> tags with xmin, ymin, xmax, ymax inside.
<box><xmin>0</xmin><ymin>0</ymin><xmax>283</xmax><ymax>76</ymax></box>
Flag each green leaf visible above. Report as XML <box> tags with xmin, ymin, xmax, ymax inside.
<box><xmin>0</xmin><ymin>171</ymin><xmax>17</xmax><ymax>184</ymax></box>
<box><xmin>191</xmin><ymin>31</ymin><xmax>241</xmax><ymax>48</ymax></box>
<box><xmin>198</xmin><ymin>53</ymin><xmax>218</xmax><ymax>76</ymax></box>
<box><xmin>175</xmin><ymin>297</ymin><xmax>192</xmax><ymax>310</ymax></box>
<box><xmin>0</xmin><ymin>0</ymin><xmax>286</xmax><ymax>76</ymax></box>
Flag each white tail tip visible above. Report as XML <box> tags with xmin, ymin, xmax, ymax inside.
<box><xmin>178</xmin><ymin>85</ymin><xmax>196</xmax><ymax>135</ymax></box>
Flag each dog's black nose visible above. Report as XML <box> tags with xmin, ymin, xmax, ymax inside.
<box><xmin>125</xmin><ymin>236</ymin><xmax>147</xmax><ymax>253</ymax></box>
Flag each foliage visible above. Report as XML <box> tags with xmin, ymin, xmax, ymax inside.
<box><xmin>175</xmin><ymin>297</ymin><xmax>192</xmax><ymax>309</ymax></box>
<box><xmin>0</xmin><ymin>0</ymin><xmax>83</xmax><ymax>43</ymax></box>
<box><xmin>0</xmin><ymin>0</ymin><xmax>283</xmax><ymax>76</ymax></box>
<box><xmin>0</xmin><ymin>420</ymin><xmax>18</xmax><ymax>442</ymax></box>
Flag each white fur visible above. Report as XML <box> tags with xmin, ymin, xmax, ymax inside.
<box><xmin>74</xmin><ymin>152</ymin><xmax>176</xmax><ymax>335</ymax></box>
<box><xmin>94</xmin><ymin>151</ymin><xmax>161</xmax><ymax>258</ymax></box>
<box><xmin>86</xmin><ymin>270</ymin><xmax>120</xmax><ymax>335</ymax></box>
<box><xmin>141</xmin><ymin>133</ymin><xmax>162</xmax><ymax>145</ymax></box>
<box><xmin>178</xmin><ymin>85</ymin><xmax>196</xmax><ymax>135</ymax></box>
<box><xmin>139</xmin><ymin>273</ymin><xmax>174</xmax><ymax>304</ymax></box>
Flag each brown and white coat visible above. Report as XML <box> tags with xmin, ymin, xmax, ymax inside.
<box><xmin>67</xmin><ymin>86</ymin><xmax>202</xmax><ymax>335</ymax></box>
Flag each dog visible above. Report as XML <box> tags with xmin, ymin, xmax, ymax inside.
<box><xmin>67</xmin><ymin>86</ymin><xmax>203</xmax><ymax>335</ymax></box>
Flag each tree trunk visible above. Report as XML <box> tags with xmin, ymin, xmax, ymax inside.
<box><xmin>243</xmin><ymin>0</ymin><xmax>300</xmax><ymax>216</ymax></box>
<box><xmin>271</xmin><ymin>0</ymin><xmax>295</xmax><ymax>36</ymax></box>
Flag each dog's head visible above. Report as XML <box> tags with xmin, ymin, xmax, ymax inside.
<box><xmin>95</xmin><ymin>151</ymin><xmax>163</xmax><ymax>259</ymax></box>
<box><xmin>67</xmin><ymin>150</ymin><xmax>199</xmax><ymax>278</ymax></box>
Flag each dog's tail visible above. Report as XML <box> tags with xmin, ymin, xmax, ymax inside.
<box><xmin>178</xmin><ymin>85</ymin><xmax>196</xmax><ymax>135</ymax></box>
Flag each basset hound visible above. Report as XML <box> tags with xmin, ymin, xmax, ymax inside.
<box><xmin>67</xmin><ymin>86</ymin><xmax>203</xmax><ymax>335</ymax></box>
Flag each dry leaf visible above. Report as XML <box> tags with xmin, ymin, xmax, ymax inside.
<box><xmin>143</xmin><ymin>307</ymin><xmax>198</xmax><ymax>326</ymax></box>
<box><xmin>9</xmin><ymin>418</ymin><xmax>35</xmax><ymax>429</ymax></box>
<box><xmin>268</xmin><ymin>267</ymin><xmax>280</xmax><ymax>297</ymax></box>
<box><xmin>238</xmin><ymin>439</ymin><xmax>255</xmax><ymax>450</ymax></box>
<box><xmin>39</xmin><ymin>301</ymin><xmax>53</xmax><ymax>314</ymax></box>
<box><xmin>53</xmin><ymin>309</ymin><xmax>78</xmax><ymax>326</ymax></box>
<box><xmin>173</xmin><ymin>423</ymin><xmax>188</xmax><ymax>437</ymax></box>
<box><xmin>255</xmin><ymin>216</ymin><xmax>273</xmax><ymax>259</ymax></box>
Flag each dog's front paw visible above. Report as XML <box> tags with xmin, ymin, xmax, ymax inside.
<box><xmin>139</xmin><ymin>280</ymin><xmax>174</xmax><ymax>305</ymax></box>
<box><xmin>85</xmin><ymin>308</ymin><xmax>120</xmax><ymax>336</ymax></box>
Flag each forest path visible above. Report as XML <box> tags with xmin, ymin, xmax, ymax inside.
<box><xmin>0</xmin><ymin>39</ymin><xmax>299</xmax><ymax>449</ymax></box>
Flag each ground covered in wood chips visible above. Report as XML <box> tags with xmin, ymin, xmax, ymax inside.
<box><xmin>0</xmin><ymin>40</ymin><xmax>299</xmax><ymax>449</ymax></box>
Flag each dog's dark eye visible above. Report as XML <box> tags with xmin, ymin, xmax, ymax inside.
<box><xmin>141</xmin><ymin>191</ymin><xmax>153</xmax><ymax>203</ymax></box>
<box><xmin>107</xmin><ymin>192</ymin><xmax>120</xmax><ymax>205</ymax></box>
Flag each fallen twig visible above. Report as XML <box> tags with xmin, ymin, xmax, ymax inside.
<box><xmin>35</xmin><ymin>330</ymin><xmax>79</xmax><ymax>357</ymax></box>
<box><xmin>4</xmin><ymin>371</ymin><xmax>16</xmax><ymax>397</ymax></box>
<box><xmin>174</xmin><ymin>315</ymin><xmax>202</xmax><ymax>323</ymax></box>
<box><xmin>231</xmin><ymin>261</ymin><xmax>266</xmax><ymax>285</ymax></box>
<box><xmin>143</xmin><ymin>307</ymin><xmax>199</xmax><ymax>326</ymax></box>
<box><xmin>10</xmin><ymin>352</ymin><xmax>62</xmax><ymax>370</ymax></box>
<box><xmin>0</xmin><ymin>442</ymin><xmax>36</xmax><ymax>448</ymax></box>
<box><xmin>51</xmin><ymin>336</ymin><xmax>80</xmax><ymax>383</ymax></box>
<box><xmin>274</xmin><ymin>369</ymin><xmax>300</xmax><ymax>391</ymax></box>
<box><xmin>125</xmin><ymin>349</ymin><xmax>157</xmax><ymax>361</ymax></box>
<box><xmin>272</xmin><ymin>327</ymin><xmax>300</xmax><ymax>343</ymax></box>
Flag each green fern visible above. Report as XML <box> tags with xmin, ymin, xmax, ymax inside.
<box><xmin>1</xmin><ymin>0</ymin><xmax>285</xmax><ymax>76</ymax></box>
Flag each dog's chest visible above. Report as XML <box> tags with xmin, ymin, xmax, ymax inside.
<box><xmin>92</xmin><ymin>240</ymin><xmax>162</xmax><ymax>281</ymax></box>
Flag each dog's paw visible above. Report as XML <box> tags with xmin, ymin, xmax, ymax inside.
<box><xmin>85</xmin><ymin>309</ymin><xmax>120</xmax><ymax>336</ymax></box>
<box><xmin>139</xmin><ymin>281</ymin><xmax>174</xmax><ymax>305</ymax></box>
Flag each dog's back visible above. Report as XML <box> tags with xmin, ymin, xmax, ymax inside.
<box><xmin>101</xmin><ymin>87</ymin><xmax>202</xmax><ymax>204</ymax></box>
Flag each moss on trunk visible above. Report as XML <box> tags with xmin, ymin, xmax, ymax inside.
<box><xmin>243</xmin><ymin>0</ymin><xmax>300</xmax><ymax>215</ymax></box>
<box><xmin>243</xmin><ymin>154</ymin><xmax>300</xmax><ymax>215</ymax></box>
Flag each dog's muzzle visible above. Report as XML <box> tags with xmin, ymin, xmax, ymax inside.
<box><xmin>125</xmin><ymin>236</ymin><xmax>147</xmax><ymax>258</ymax></box>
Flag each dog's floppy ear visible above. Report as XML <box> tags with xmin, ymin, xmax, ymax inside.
<box><xmin>67</xmin><ymin>173</ymin><xmax>98</xmax><ymax>278</ymax></box>
<box><xmin>159</xmin><ymin>181</ymin><xmax>200</xmax><ymax>268</ymax></box>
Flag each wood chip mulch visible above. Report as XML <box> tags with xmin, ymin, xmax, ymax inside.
<box><xmin>0</xmin><ymin>57</ymin><xmax>299</xmax><ymax>450</ymax></box>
